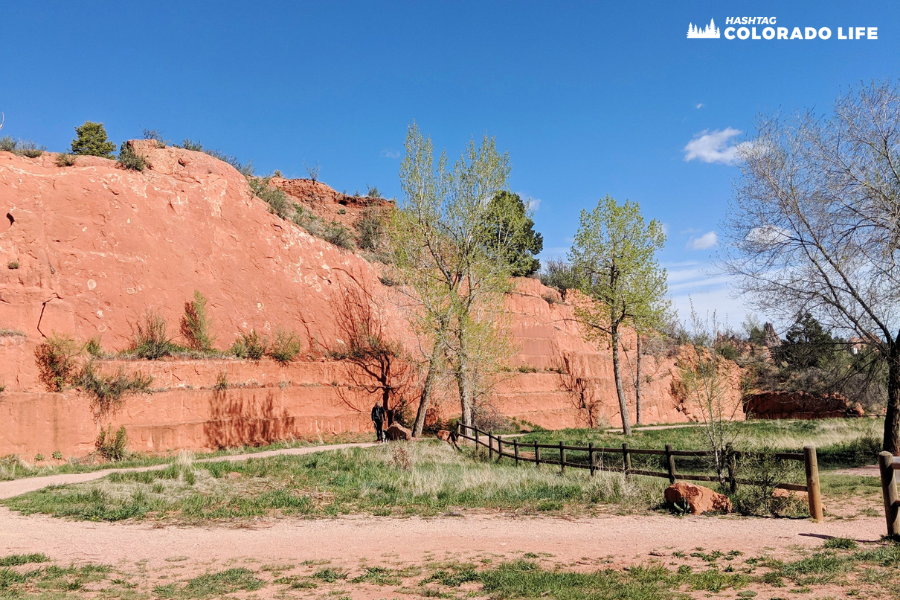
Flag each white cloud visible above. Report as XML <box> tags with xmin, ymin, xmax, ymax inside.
<box><xmin>380</xmin><ymin>149</ymin><xmax>401</xmax><ymax>159</ymax></box>
<box><xmin>695</xmin><ymin>103</ymin><xmax>704</xmax><ymax>109</ymax></box>
<box><xmin>688</xmin><ymin>231</ymin><xmax>718</xmax><ymax>250</ymax></box>
<box><xmin>526</xmin><ymin>198</ymin><xmax>541</xmax><ymax>212</ymax></box>
<box><xmin>683</xmin><ymin>128</ymin><xmax>747</xmax><ymax>165</ymax></box>
<box><xmin>661</xmin><ymin>222</ymin><xmax>669</xmax><ymax>236</ymax></box>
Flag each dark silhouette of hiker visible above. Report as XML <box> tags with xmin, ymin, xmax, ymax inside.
<box><xmin>371</xmin><ymin>402</ymin><xmax>386</xmax><ymax>442</ymax></box>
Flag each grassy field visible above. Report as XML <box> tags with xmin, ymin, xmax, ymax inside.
<box><xmin>3</xmin><ymin>539</ymin><xmax>900</xmax><ymax>599</ymax></box>
<box><xmin>0</xmin><ymin>431</ymin><xmax>374</xmax><ymax>481</ymax></box>
<box><xmin>2</xmin><ymin>442</ymin><xmax>667</xmax><ymax>522</ymax></box>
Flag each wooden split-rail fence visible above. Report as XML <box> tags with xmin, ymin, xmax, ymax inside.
<box><xmin>456</xmin><ymin>423</ymin><xmax>823</xmax><ymax>522</ymax></box>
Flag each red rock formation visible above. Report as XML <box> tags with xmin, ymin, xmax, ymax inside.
<box><xmin>744</xmin><ymin>391</ymin><xmax>864</xmax><ymax>420</ymax></box>
<box><xmin>664</xmin><ymin>482</ymin><xmax>732</xmax><ymax>514</ymax></box>
<box><xmin>0</xmin><ymin>144</ymin><xmax>745</xmax><ymax>458</ymax></box>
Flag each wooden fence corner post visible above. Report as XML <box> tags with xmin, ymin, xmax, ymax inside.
<box><xmin>514</xmin><ymin>439</ymin><xmax>519</xmax><ymax>467</ymax></box>
<box><xmin>559</xmin><ymin>441</ymin><xmax>566</xmax><ymax>474</ymax></box>
<box><xmin>804</xmin><ymin>446</ymin><xmax>824</xmax><ymax>523</ymax></box>
<box><xmin>879</xmin><ymin>451</ymin><xmax>900</xmax><ymax>537</ymax></box>
<box><xmin>726</xmin><ymin>443</ymin><xmax>736</xmax><ymax>494</ymax></box>
<box><xmin>535</xmin><ymin>441</ymin><xmax>541</xmax><ymax>467</ymax></box>
<box><xmin>665</xmin><ymin>444</ymin><xmax>676</xmax><ymax>484</ymax></box>
<box><xmin>497</xmin><ymin>435</ymin><xmax>503</xmax><ymax>463</ymax></box>
<box><xmin>589</xmin><ymin>442</ymin><xmax>595</xmax><ymax>476</ymax></box>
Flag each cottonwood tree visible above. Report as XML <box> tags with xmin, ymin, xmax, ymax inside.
<box><xmin>569</xmin><ymin>195</ymin><xmax>669</xmax><ymax>435</ymax></box>
<box><xmin>389</xmin><ymin>123</ymin><xmax>514</xmax><ymax>432</ymax></box>
<box><xmin>722</xmin><ymin>80</ymin><xmax>900</xmax><ymax>453</ymax></box>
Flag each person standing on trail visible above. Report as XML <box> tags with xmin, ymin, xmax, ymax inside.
<box><xmin>371</xmin><ymin>401</ymin><xmax>386</xmax><ymax>443</ymax></box>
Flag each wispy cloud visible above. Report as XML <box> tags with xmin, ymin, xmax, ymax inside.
<box><xmin>683</xmin><ymin>128</ymin><xmax>747</xmax><ymax>165</ymax></box>
<box><xmin>526</xmin><ymin>198</ymin><xmax>541</xmax><ymax>212</ymax></box>
<box><xmin>695</xmin><ymin>103</ymin><xmax>704</xmax><ymax>109</ymax></box>
<box><xmin>688</xmin><ymin>231</ymin><xmax>718</xmax><ymax>250</ymax></box>
<box><xmin>380</xmin><ymin>149</ymin><xmax>401</xmax><ymax>159</ymax></box>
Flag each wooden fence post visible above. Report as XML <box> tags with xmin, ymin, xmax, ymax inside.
<box><xmin>474</xmin><ymin>428</ymin><xmax>480</xmax><ymax>457</ymax></box>
<box><xmin>497</xmin><ymin>436</ymin><xmax>503</xmax><ymax>462</ymax></box>
<box><xmin>559</xmin><ymin>441</ymin><xmax>566</xmax><ymax>474</ymax></box>
<box><xmin>589</xmin><ymin>442</ymin><xmax>595</xmax><ymax>476</ymax></box>
<box><xmin>665</xmin><ymin>444</ymin><xmax>676</xmax><ymax>483</ymax></box>
<box><xmin>622</xmin><ymin>442</ymin><xmax>631</xmax><ymax>477</ymax></box>
<box><xmin>879</xmin><ymin>451</ymin><xmax>900</xmax><ymax>537</ymax></box>
<box><xmin>803</xmin><ymin>446</ymin><xmax>823</xmax><ymax>523</ymax></box>
<box><xmin>534</xmin><ymin>441</ymin><xmax>540</xmax><ymax>467</ymax></box>
<box><xmin>488</xmin><ymin>433</ymin><xmax>493</xmax><ymax>461</ymax></box>
<box><xmin>514</xmin><ymin>440</ymin><xmax>519</xmax><ymax>467</ymax></box>
<box><xmin>726</xmin><ymin>443</ymin><xmax>736</xmax><ymax>494</ymax></box>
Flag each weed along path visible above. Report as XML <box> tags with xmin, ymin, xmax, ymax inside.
<box><xmin>0</xmin><ymin>442</ymin><xmax>378</xmax><ymax>500</ymax></box>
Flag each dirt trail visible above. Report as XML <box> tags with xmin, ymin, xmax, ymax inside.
<box><xmin>0</xmin><ymin>509</ymin><xmax>884</xmax><ymax>570</ymax></box>
<box><xmin>0</xmin><ymin>442</ymin><xmax>377</xmax><ymax>500</ymax></box>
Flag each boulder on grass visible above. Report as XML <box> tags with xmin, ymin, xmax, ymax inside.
<box><xmin>385</xmin><ymin>423</ymin><xmax>411</xmax><ymax>441</ymax></box>
<box><xmin>664</xmin><ymin>482</ymin><xmax>732</xmax><ymax>515</ymax></box>
<box><xmin>436</xmin><ymin>430</ymin><xmax>452</xmax><ymax>442</ymax></box>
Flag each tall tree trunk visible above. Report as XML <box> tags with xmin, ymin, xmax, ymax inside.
<box><xmin>412</xmin><ymin>345</ymin><xmax>442</xmax><ymax>437</ymax></box>
<box><xmin>456</xmin><ymin>360</ymin><xmax>474</xmax><ymax>428</ymax></box>
<box><xmin>884</xmin><ymin>340</ymin><xmax>900</xmax><ymax>454</ymax></box>
<box><xmin>635</xmin><ymin>335</ymin><xmax>642</xmax><ymax>426</ymax></box>
<box><xmin>611</xmin><ymin>324</ymin><xmax>632</xmax><ymax>436</ymax></box>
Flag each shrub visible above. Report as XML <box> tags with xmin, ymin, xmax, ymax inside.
<box><xmin>355</xmin><ymin>207</ymin><xmax>386</xmax><ymax>251</ymax></box>
<box><xmin>249</xmin><ymin>178</ymin><xmax>291</xmax><ymax>219</ymax></box>
<box><xmin>180</xmin><ymin>291</ymin><xmax>215</xmax><ymax>352</ymax></box>
<box><xmin>7</xmin><ymin>260</ymin><xmax>19</xmax><ymax>269</ymax></box>
<box><xmin>292</xmin><ymin>205</ymin><xmax>322</xmax><ymax>235</ymax></box>
<box><xmin>176</xmin><ymin>139</ymin><xmax>253</xmax><ymax>176</ymax></box>
<box><xmin>214</xmin><ymin>371</ymin><xmax>229</xmax><ymax>391</ymax></box>
<box><xmin>76</xmin><ymin>361</ymin><xmax>153</xmax><ymax>417</ymax></box>
<box><xmin>230</xmin><ymin>329</ymin><xmax>268</xmax><ymax>360</ymax></box>
<box><xmin>117</xmin><ymin>141</ymin><xmax>147</xmax><ymax>171</ymax></box>
<box><xmin>0</xmin><ymin>136</ymin><xmax>14</xmax><ymax>152</ymax></box>
<box><xmin>716</xmin><ymin>343</ymin><xmax>739</xmax><ymax>361</ymax></box>
<box><xmin>34</xmin><ymin>334</ymin><xmax>81</xmax><ymax>392</ymax></box>
<box><xmin>732</xmin><ymin>448</ymin><xmax>805</xmax><ymax>516</ymax></box>
<box><xmin>304</xmin><ymin>160</ymin><xmax>320</xmax><ymax>182</ymax></box>
<box><xmin>34</xmin><ymin>454</ymin><xmax>44</xmax><ymax>462</ymax></box>
<box><xmin>55</xmin><ymin>153</ymin><xmax>76</xmax><ymax>167</ymax></box>
<box><xmin>268</xmin><ymin>328</ymin><xmax>302</xmax><ymax>363</ymax></box>
<box><xmin>337</xmin><ymin>208</ymin><xmax>346</xmax><ymax>215</ymax></box>
<box><xmin>366</xmin><ymin>184</ymin><xmax>382</xmax><ymax>198</ymax></box>
<box><xmin>96</xmin><ymin>425</ymin><xmax>129</xmax><ymax>461</ymax></box>
<box><xmin>130</xmin><ymin>310</ymin><xmax>176</xmax><ymax>360</ymax></box>
<box><xmin>71</xmin><ymin>122</ymin><xmax>116</xmax><ymax>158</ymax></box>
<box><xmin>52</xmin><ymin>451</ymin><xmax>63</xmax><ymax>460</ymax></box>
<box><xmin>325</xmin><ymin>222</ymin><xmax>354</xmax><ymax>250</ymax></box>
<box><xmin>84</xmin><ymin>336</ymin><xmax>104</xmax><ymax>357</ymax></box>
<box><xmin>142</xmin><ymin>129</ymin><xmax>166</xmax><ymax>147</ymax></box>
<box><xmin>0</xmin><ymin>137</ymin><xmax>45</xmax><ymax>157</ymax></box>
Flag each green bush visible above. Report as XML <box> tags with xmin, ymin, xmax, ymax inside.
<box><xmin>325</xmin><ymin>222</ymin><xmax>354</xmax><ymax>250</ymax></box>
<box><xmin>34</xmin><ymin>334</ymin><xmax>82</xmax><ymax>392</ymax></box>
<box><xmin>76</xmin><ymin>361</ymin><xmax>153</xmax><ymax>417</ymax></box>
<box><xmin>249</xmin><ymin>177</ymin><xmax>291</xmax><ymax>219</ymax></box>
<box><xmin>95</xmin><ymin>425</ymin><xmax>129</xmax><ymax>461</ymax></box>
<box><xmin>268</xmin><ymin>328</ymin><xmax>302</xmax><ymax>363</ymax></box>
<box><xmin>366</xmin><ymin>184</ymin><xmax>382</xmax><ymax>198</ymax></box>
<box><xmin>0</xmin><ymin>137</ymin><xmax>46</xmax><ymax>157</ymax></box>
<box><xmin>71</xmin><ymin>122</ymin><xmax>116</xmax><ymax>158</ymax></box>
<box><xmin>142</xmin><ymin>129</ymin><xmax>166</xmax><ymax>147</ymax></box>
<box><xmin>55</xmin><ymin>153</ymin><xmax>76</xmax><ymax>167</ymax></box>
<box><xmin>176</xmin><ymin>139</ymin><xmax>253</xmax><ymax>176</ymax></box>
<box><xmin>355</xmin><ymin>206</ymin><xmax>386</xmax><ymax>251</ymax></box>
<box><xmin>180</xmin><ymin>291</ymin><xmax>215</xmax><ymax>352</ymax></box>
<box><xmin>84</xmin><ymin>336</ymin><xmax>104</xmax><ymax>357</ymax></box>
<box><xmin>117</xmin><ymin>142</ymin><xmax>147</xmax><ymax>171</ymax></box>
<box><xmin>0</xmin><ymin>136</ymin><xmax>14</xmax><ymax>152</ymax></box>
<box><xmin>7</xmin><ymin>260</ymin><xmax>19</xmax><ymax>270</ymax></box>
<box><xmin>130</xmin><ymin>311</ymin><xmax>176</xmax><ymax>360</ymax></box>
<box><xmin>230</xmin><ymin>330</ymin><xmax>268</xmax><ymax>360</ymax></box>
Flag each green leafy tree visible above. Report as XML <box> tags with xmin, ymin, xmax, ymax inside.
<box><xmin>389</xmin><ymin>122</ymin><xmax>514</xmax><ymax>432</ymax></box>
<box><xmin>71</xmin><ymin>122</ymin><xmax>116</xmax><ymax>158</ymax></box>
<box><xmin>775</xmin><ymin>312</ymin><xmax>836</xmax><ymax>370</ymax></box>
<box><xmin>479</xmin><ymin>191</ymin><xmax>543</xmax><ymax>277</ymax></box>
<box><xmin>569</xmin><ymin>195</ymin><xmax>669</xmax><ymax>435</ymax></box>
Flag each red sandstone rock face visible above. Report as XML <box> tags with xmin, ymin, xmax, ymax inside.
<box><xmin>744</xmin><ymin>391</ymin><xmax>864</xmax><ymax>420</ymax></box>
<box><xmin>664</xmin><ymin>482</ymin><xmax>732</xmax><ymax>515</ymax></box>
<box><xmin>0</xmin><ymin>145</ymin><xmax>744</xmax><ymax>457</ymax></box>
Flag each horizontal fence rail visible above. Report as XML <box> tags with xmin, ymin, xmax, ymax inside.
<box><xmin>457</xmin><ymin>424</ymin><xmax>823</xmax><ymax>522</ymax></box>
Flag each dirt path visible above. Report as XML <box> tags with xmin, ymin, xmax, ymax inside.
<box><xmin>0</xmin><ymin>509</ymin><xmax>884</xmax><ymax>571</ymax></box>
<box><xmin>0</xmin><ymin>442</ymin><xmax>377</xmax><ymax>500</ymax></box>
<box><xmin>833</xmin><ymin>464</ymin><xmax>879</xmax><ymax>477</ymax></box>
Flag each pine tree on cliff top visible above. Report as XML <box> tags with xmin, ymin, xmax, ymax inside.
<box><xmin>71</xmin><ymin>121</ymin><xmax>116</xmax><ymax>158</ymax></box>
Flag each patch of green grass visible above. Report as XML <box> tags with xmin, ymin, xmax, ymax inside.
<box><xmin>824</xmin><ymin>537</ymin><xmax>858</xmax><ymax>550</ymax></box>
<box><xmin>313</xmin><ymin>567</ymin><xmax>348</xmax><ymax>582</ymax></box>
<box><xmin>0</xmin><ymin>553</ymin><xmax>49</xmax><ymax>566</ymax></box>
<box><xmin>155</xmin><ymin>568</ymin><xmax>263</xmax><ymax>598</ymax></box>
<box><xmin>3</xmin><ymin>442</ymin><xmax>665</xmax><ymax>523</ymax></box>
<box><xmin>0</xmin><ymin>562</ymin><xmax>111</xmax><ymax>595</ymax></box>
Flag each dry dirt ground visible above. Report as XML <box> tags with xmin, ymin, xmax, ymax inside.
<box><xmin>0</xmin><ymin>442</ymin><xmax>890</xmax><ymax>599</ymax></box>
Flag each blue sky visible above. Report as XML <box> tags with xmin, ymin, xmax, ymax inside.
<box><xmin>2</xmin><ymin>1</ymin><xmax>897</xmax><ymax>330</ymax></box>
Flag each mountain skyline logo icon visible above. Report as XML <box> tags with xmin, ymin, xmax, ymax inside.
<box><xmin>687</xmin><ymin>19</ymin><xmax>720</xmax><ymax>39</ymax></box>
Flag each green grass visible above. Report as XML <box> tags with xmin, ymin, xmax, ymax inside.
<box><xmin>0</xmin><ymin>431</ymin><xmax>373</xmax><ymax>481</ymax></box>
<box><xmin>154</xmin><ymin>568</ymin><xmax>263</xmax><ymax>598</ymax></box>
<box><xmin>2</xmin><ymin>442</ymin><xmax>665</xmax><ymax>523</ymax></box>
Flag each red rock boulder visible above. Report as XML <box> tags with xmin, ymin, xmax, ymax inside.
<box><xmin>436</xmin><ymin>430</ymin><xmax>452</xmax><ymax>442</ymax></box>
<box><xmin>385</xmin><ymin>423</ymin><xmax>411</xmax><ymax>441</ymax></box>
<box><xmin>664</xmin><ymin>482</ymin><xmax>732</xmax><ymax>515</ymax></box>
